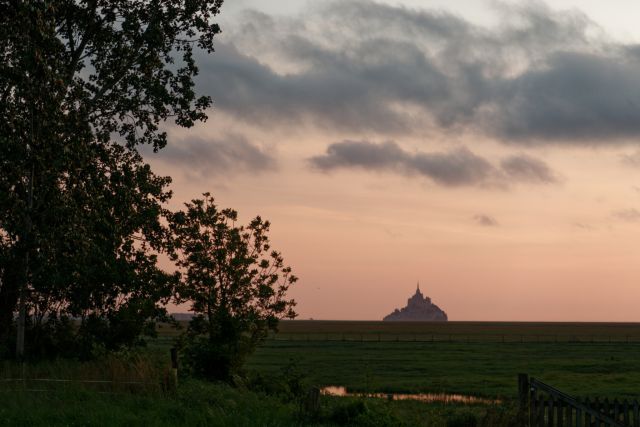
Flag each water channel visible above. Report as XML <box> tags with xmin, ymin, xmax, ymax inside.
<box><xmin>320</xmin><ymin>386</ymin><xmax>500</xmax><ymax>405</ymax></box>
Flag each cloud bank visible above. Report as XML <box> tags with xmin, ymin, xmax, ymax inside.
<box><xmin>197</xmin><ymin>0</ymin><xmax>640</xmax><ymax>144</ymax></box>
<box><xmin>157</xmin><ymin>134</ymin><xmax>275</xmax><ymax>177</ymax></box>
<box><xmin>500</xmin><ymin>154</ymin><xmax>558</xmax><ymax>184</ymax></box>
<box><xmin>309</xmin><ymin>140</ymin><xmax>558</xmax><ymax>187</ymax></box>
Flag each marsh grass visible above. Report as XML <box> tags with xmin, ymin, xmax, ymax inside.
<box><xmin>0</xmin><ymin>380</ymin><xmax>302</xmax><ymax>426</ymax></box>
<box><xmin>0</xmin><ymin>382</ymin><xmax>518</xmax><ymax>427</ymax></box>
<box><xmin>0</xmin><ymin>351</ymin><xmax>171</xmax><ymax>394</ymax></box>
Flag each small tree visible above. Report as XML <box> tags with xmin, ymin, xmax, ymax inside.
<box><xmin>169</xmin><ymin>194</ymin><xmax>297</xmax><ymax>380</ymax></box>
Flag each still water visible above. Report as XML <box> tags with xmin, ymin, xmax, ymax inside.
<box><xmin>320</xmin><ymin>386</ymin><xmax>500</xmax><ymax>404</ymax></box>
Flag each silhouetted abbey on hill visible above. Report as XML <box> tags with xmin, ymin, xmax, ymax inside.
<box><xmin>383</xmin><ymin>283</ymin><xmax>448</xmax><ymax>321</ymax></box>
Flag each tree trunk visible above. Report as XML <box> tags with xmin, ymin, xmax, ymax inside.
<box><xmin>207</xmin><ymin>304</ymin><xmax>214</xmax><ymax>343</ymax></box>
<box><xmin>0</xmin><ymin>256</ymin><xmax>20</xmax><ymax>347</ymax></box>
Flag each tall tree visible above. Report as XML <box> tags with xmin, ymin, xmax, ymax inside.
<box><xmin>169</xmin><ymin>194</ymin><xmax>297</xmax><ymax>380</ymax></box>
<box><xmin>0</xmin><ymin>0</ymin><xmax>223</xmax><ymax>358</ymax></box>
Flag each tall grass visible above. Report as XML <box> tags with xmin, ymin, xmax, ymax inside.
<box><xmin>0</xmin><ymin>381</ymin><xmax>518</xmax><ymax>427</ymax></box>
<box><xmin>0</xmin><ymin>351</ymin><xmax>171</xmax><ymax>394</ymax></box>
<box><xmin>0</xmin><ymin>350</ymin><xmax>521</xmax><ymax>426</ymax></box>
<box><xmin>0</xmin><ymin>380</ymin><xmax>301</xmax><ymax>427</ymax></box>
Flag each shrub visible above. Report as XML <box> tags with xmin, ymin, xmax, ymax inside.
<box><xmin>169</xmin><ymin>195</ymin><xmax>297</xmax><ymax>381</ymax></box>
<box><xmin>446</xmin><ymin>411</ymin><xmax>478</xmax><ymax>427</ymax></box>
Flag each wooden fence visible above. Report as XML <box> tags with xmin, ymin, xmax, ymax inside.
<box><xmin>519</xmin><ymin>374</ymin><xmax>638</xmax><ymax>427</ymax></box>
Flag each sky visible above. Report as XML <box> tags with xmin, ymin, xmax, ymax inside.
<box><xmin>147</xmin><ymin>0</ymin><xmax>640</xmax><ymax>321</ymax></box>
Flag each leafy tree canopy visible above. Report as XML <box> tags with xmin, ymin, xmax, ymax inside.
<box><xmin>0</xmin><ymin>0</ymin><xmax>223</xmax><ymax>358</ymax></box>
<box><xmin>169</xmin><ymin>194</ymin><xmax>297</xmax><ymax>380</ymax></box>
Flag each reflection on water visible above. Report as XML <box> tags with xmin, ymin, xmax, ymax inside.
<box><xmin>320</xmin><ymin>386</ymin><xmax>500</xmax><ymax>404</ymax></box>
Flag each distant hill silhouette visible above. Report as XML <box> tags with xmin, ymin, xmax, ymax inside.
<box><xmin>171</xmin><ymin>313</ymin><xmax>195</xmax><ymax>321</ymax></box>
<box><xmin>384</xmin><ymin>283</ymin><xmax>448</xmax><ymax>321</ymax></box>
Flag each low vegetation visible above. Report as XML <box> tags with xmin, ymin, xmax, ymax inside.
<box><xmin>3</xmin><ymin>322</ymin><xmax>638</xmax><ymax>426</ymax></box>
<box><xmin>0</xmin><ymin>355</ymin><xmax>518</xmax><ymax>427</ymax></box>
<box><xmin>251</xmin><ymin>321</ymin><xmax>640</xmax><ymax>399</ymax></box>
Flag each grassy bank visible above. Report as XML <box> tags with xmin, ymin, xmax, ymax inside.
<box><xmin>0</xmin><ymin>351</ymin><xmax>517</xmax><ymax>426</ymax></box>
<box><xmin>0</xmin><ymin>380</ymin><xmax>297</xmax><ymax>426</ymax></box>
<box><xmin>0</xmin><ymin>376</ymin><xmax>514</xmax><ymax>426</ymax></box>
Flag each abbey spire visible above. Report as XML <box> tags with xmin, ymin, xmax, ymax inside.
<box><xmin>383</xmin><ymin>283</ymin><xmax>447</xmax><ymax>322</ymax></box>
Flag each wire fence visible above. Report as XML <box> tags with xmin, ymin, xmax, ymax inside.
<box><xmin>0</xmin><ymin>349</ymin><xmax>179</xmax><ymax>394</ymax></box>
<box><xmin>0</xmin><ymin>377</ymin><xmax>167</xmax><ymax>394</ymax></box>
<box><xmin>265</xmin><ymin>333</ymin><xmax>640</xmax><ymax>344</ymax></box>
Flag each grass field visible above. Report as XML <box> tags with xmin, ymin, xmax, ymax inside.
<box><xmin>272</xmin><ymin>320</ymin><xmax>640</xmax><ymax>342</ymax></box>
<box><xmin>3</xmin><ymin>321</ymin><xmax>640</xmax><ymax>426</ymax></box>
<box><xmin>247</xmin><ymin>321</ymin><xmax>640</xmax><ymax>399</ymax></box>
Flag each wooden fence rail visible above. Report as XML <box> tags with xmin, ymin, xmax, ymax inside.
<box><xmin>519</xmin><ymin>374</ymin><xmax>637</xmax><ymax>427</ymax></box>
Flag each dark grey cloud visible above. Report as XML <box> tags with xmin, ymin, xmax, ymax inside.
<box><xmin>199</xmin><ymin>42</ymin><xmax>447</xmax><ymax>133</ymax></box>
<box><xmin>612</xmin><ymin>209</ymin><xmax>640</xmax><ymax>222</ymax></box>
<box><xmin>309</xmin><ymin>140</ymin><xmax>493</xmax><ymax>186</ymax></box>
<box><xmin>310</xmin><ymin>140</ymin><xmax>406</xmax><ymax>171</ymax></box>
<box><xmin>309</xmin><ymin>140</ymin><xmax>557</xmax><ymax>188</ymax></box>
<box><xmin>196</xmin><ymin>1</ymin><xmax>640</xmax><ymax>144</ymax></box>
<box><xmin>474</xmin><ymin>214</ymin><xmax>499</xmax><ymax>227</ymax></box>
<box><xmin>501</xmin><ymin>154</ymin><xmax>559</xmax><ymax>184</ymax></box>
<box><xmin>157</xmin><ymin>134</ymin><xmax>275</xmax><ymax>177</ymax></box>
<box><xmin>494</xmin><ymin>52</ymin><xmax>640</xmax><ymax>142</ymax></box>
<box><xmin>408</xmin><ymin>147</ymin><xmax>495</xmax><ymax>187</ymax></box>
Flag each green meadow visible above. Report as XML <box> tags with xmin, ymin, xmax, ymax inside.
<box><xmin>249</xmin><ymin>321</ymin><xmax>640</xmax><ymax>398</ymax></box>
<box><xmin>273</xmin><ymin>320</ymin><xmax>640</xmax><ymax>343</ymax></box>
<box><xmin>2</xmin><ymin>321</ymin><xmax>640</xmax><ymax>426</ymax></box>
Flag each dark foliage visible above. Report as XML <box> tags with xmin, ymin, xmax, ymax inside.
<box><xmin>247</xmin><ymin>358</ymin><xmax>308</xmax><ymax>403</ymax></box>
<box><xmin>446</xmin><ymin>412</ymin><xmax>478</xmax><ymax>427</ymax></box>
<box><xmin>0</xmin><ymin>0</ymin><xmax>223</xmax><ymax>358</ymax></box>
<box><xmin>169</xmin><ymin>194</ymin><xmax>297</xmax><ymax>380</ymax></box>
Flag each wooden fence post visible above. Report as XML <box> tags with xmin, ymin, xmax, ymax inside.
<box><xmin>519</xmin><ymin>373</ymin><xmax>530</xmax><ymax>426</ymax></box>
<box><xmin>530</xmin><ymin>386</ymin><xmax>537</xmax><ymax>427</ymax></box>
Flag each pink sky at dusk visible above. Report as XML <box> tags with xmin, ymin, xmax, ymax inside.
<box><xmin>147</xmin><ymin>1</ymin><xmax>640</xmax><ymax>321</ymax></box>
